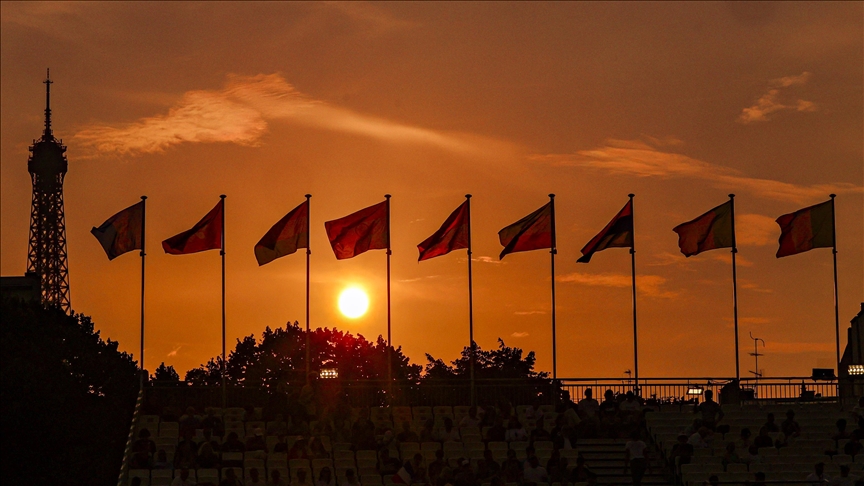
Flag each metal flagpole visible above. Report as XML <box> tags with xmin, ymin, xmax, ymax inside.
<box><xmin>831</xmin><ymin>194</ymin><xmax>840</xmax><ymax>378</ymax></box>
<box><xmin>466</xmin><ymin>194</ymin><xmax>476</xmax><ymax>406</ymax></box>
<box><xmin>306</xmin><ymin>194</ymin><xmax>312</xmax><ymax>384</ymax></box>
<box><xmin>220</xmin><ymin>194</ymin><xmax>227</xmax><ymax>410</ymax></box>
<box><xmin>629</xmin><ymin>194</ymin><xmax>639</xmax><ymax>394</ymax></box>
<box><xmin>549</xmin><ymin>194</ymin><xmax>557</xmax><ymax>381</ymax></box>
<box><xmin>385</xmin><ymin>194</ymin><xmax>393</xmax><ymax>400</ymax></box>
<box><xmin>730</xmin><ymin>194</ymin><xmax>740</xmax><ymax>382</ymax></box>
<box><xmin>140</xmin><ymin>195</ymin><xmax>147</xmax><ymax>389</ymax></box>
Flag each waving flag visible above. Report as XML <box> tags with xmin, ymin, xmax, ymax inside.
<box><xmin>418</xmin><ymin>200</ymin><xmax>469</xmax><ymax>261</ymax></box>
<box><xmin>776</xmin><ymin>199</ymin><xmax>834</xmax><ymax>258</ymax></box>
<box><xmin>162</xmin><ymin>199</ymin><xmax>224</xmax><ymax>255</ymax></box>
<box><xmin>325</xmin><ymin>200</ymin><xmax>388</xmax><ymax>260</ymax></box>
<box><xmin>498</xmin><ymin>202</ymin><xmax>553</xmax><ymax>260</ymax></box>
<box><xmin>91</xmin><ymin>200</ymin><xmax>144</xmax><ymax>260</ymax></box>
<box><xmin>255</xmin><ymin>200</ymin><xmax>309</xmax><ymax>266</ymax></box>
<box><xmin>577</xmin><ymin>199</ymin><xmax>633</xmax><ymax>263</ymax></box>
<box><xmin>673</xmin><ymin>200</ymin><xmax>734</xmax><ymax>257</ymax></box>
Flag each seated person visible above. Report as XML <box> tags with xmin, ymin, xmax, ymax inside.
<box><xmin>378</xmin><ymin>448</ymin><xmax>402</xmax><ymax>476</ymax></box>
<box><xmin>269</xmin><ymin>469</ymin><xmax>288</xmax><ymax>486</ymax></box>
<box><xmin>844</xmin><ymin>432</ymin><xmax>863</xmax><ymax>458</ymax></box>
<box><xmin>396</xmin><ymin>421</ymin><xmax>419</xmax><ymax>443</ymax></box>
<box><xmin>196</xmin><ymin>442</ymin><xmax>220</xmax><ymax>469</ymax></box>
<box><xmin>247</xmin><ymin>467</ymin><xmax>265</xmax><ymax>485</ymax></box>
<box><xmin>436</xmin><ymin>417</ymin><xmax>461</xmax><ymax>442</ymax></box>
<box><xmin>427</xmin><ymin>449</ymin><xmax>447</xmax><ymax>484</ymax></box>
<box><xmin>760</xmin><ymin>413</ymin><xmax>779</xmax><ymax>435</ymax></box>
<box><xmin>688</xmin><ymin>427</ymin><xmax>711</xmax><ymax>449</ymax></box>
<box><xmin>130</xmin><ymin>428</ymin><xmax>156</xmax><ymax>468</ymax></box>
<box><xmin>220</xmin><ymin>467</ymin><xmax>243</xmax><ymax>486</ymax></box>
<box><xmin>245</xmin><ymin>428</ymin><xmax>267</xmax><ymax>452</ymax></box>
<box><xmin>753</xmin><ymin>428</ymin><xmax>774</xmax><ymax>449</ymax></box>
<box><xmin>222</xmin><ymin>431</ymin><xmax>245</xmax><ymax>452</ymax></box>
<box><xmin>459</xmin><ymin>406</ymin><xmax>482</xmax><ymax>429</ymax></box>
<box><xmin>530</xmin><ymin>421</ymin><xmax>551</xmax><ymax>441</ymax></box>
<box><xmin>735</xmin><ymin>428</ymin><xmax>753</xmax><ymax>451</ymax></box>
<box><xmin>153</xmin><ymin>449</ymin><xmax>173</xmax><ymax>470</ymax></box>
<box><xmin>721</xmin><ymin>442</ymin><xmax>742</xmax><ymax>469</ymax></box>
<box><xmin>780</xmin><ymin>410</ymin><xmax>801</xmax><ymax>441</ymax></box>
<box><xmin>501</xmin><ymin>449</ymin><xmax>523</xmax><ymax>484</ymax></box>
<box><xmin>174</xmin><ymin>432</ymin><xmax>198</xmax><ymax>469</ymax></box>
<box><xmin>577</xmin><ymin>389</ymin><xmax>600</xmax><ymax>421</ymax></box>
<box><xmin>522</xmin><ymin>456</ymin><xmax>549</xmax><ymax>485</ymax></box>
<box><xmin>486</xmin><ymin>418</ymin><xmax>506</xmax><ymax>442</ymax></box>
<box><xmin>476</xmin><ymin>449</ymin><xmax>501</xmax><ymax>483</ymax></box>
<box><xmin>669</xmin><ymin>435</ymin><xmax>694</xmax><ymax>472</ymax></box>
<box><xmin>805</xmin><ymin>462</ymin><xmax>830</xmax><ymax>483</ymax></box>
<box><xmin>568</xmin><ymin>454</ymin><xmax>597</xmax><ymax>485</ymax></box>
<box><xmin>504</xmin><ymin>417</ymin><xmax>528</xmax><ymax>442</ymax></box>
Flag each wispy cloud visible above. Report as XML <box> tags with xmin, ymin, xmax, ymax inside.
<box><xmin>511</xmin><ymin>332</ymin><xmax>529</xmax><ymax>338</ymax></box>
<box><xmin>740</xmin><ymin>280</ymin><xmax>773</xmax><ymax>293</ymax></box>
<box><xmin>74</xmin><ymin>73</ymin><xmax>492</xmax><ymax>156</ymax></box>
<box><xmin>556</xmin><ymin>272</ymin><xmax>677</xmax><ymax>298</ymax></box>
<box><xmin>397</xmin><ymin>276</ymin><xmax>439</xmax><ymax>283</ymax></box>
<box><xmin>737</xmin><ymin>214</ymin><xmax>778</xmax><ymax>247</ymax></box>
<box><xmin>514</xmin><ymin>310</ymin><xmax>546</xmax><ymax>316</ymax></box>
<box><xmin>529</xmin><ymin>138</ymin><xmax>861</xmax><ymax>204</ymax></box>
<box><xmin>473</xmin><ymin>256</ymin><xmax>503</xmax><ymax>264</ymax></box>
<box><xmin>738</xmin><ymin>72</ymin><xmax>818</xmax><ymax>124</ymax></box>
<box><xmin>167</xmin><ymin>346</ymin><xmax>182</xmax><ymax>357</ymax></box>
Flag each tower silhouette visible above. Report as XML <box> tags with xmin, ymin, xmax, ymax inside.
<box><xmin>27</xmin><ymin>69</ymin><xmax>71</xmax><ymax>312</ymax></box>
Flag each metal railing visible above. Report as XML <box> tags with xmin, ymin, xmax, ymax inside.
<box><xmin>144</xmin><ymin>376</ymin><xmax>844</xmax><ymax>410</ymax></box>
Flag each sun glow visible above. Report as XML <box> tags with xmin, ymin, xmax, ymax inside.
<box><xmin>338</xmin><ymin>287</ymin><xmax>369</xmax><ymax>319</ymax></box>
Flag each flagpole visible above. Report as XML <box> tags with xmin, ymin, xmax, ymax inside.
<box><xmin>305</xmin><ymin>194</ymin><xmax>312</xmax><ymax>385</ymax></box>
<box><xmin>220</xmin><ymin>194</ymin><xmax>227</xmax><ymax>410</ymax></box>
<box><xmin>466</xmin><ymin>194</ymin><xmax>476</xmax><ymax>406</ymax></box>
<box><xmin>831</xmin><ymin>194</ymin><xmax>840</xmax><ymax>379</ymax></box>
<box><xmin>629</xmin><ymin>194</ymin><xmax>639</xmax><ymax>394</ymax></box>
<box><xmin>140</xmin><ymin>195</ymin><xmax>147</xmax><ymax>389</ymax></box>
<box><xmin>385</xmin><ymin>194</ymin><xmax>393</xmax><ymax>401</ymax></box>
<box><xmin>549</xmin><ymin>194</ymin><xmax>557</xmax><ymax>382</ymax></box>
<box><xmin>730</xmin><ymin>194</ymin><xmax>740</xmax><ymax>383</ymax></box>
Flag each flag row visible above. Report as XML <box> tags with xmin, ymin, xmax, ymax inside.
<box><xmin>91</xmin><ymin>194</ymin><xmax>838</xmax><ymax>264</ymax></box>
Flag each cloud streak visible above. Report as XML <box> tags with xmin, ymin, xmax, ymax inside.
<box><xmin>529</xmin><ymin>138</ymin><xmax>861</xmax><ymax>204</ymax></box>
<box><xmin>738</xmin><ymin>72</ymin><xmax>818</xmax><ymax>124</ymax></box>
<box><xmin>557</xmin><ymin>272</ymin><xmax>677</xmax><ymax>298</ymax></box>
<box><xmin>74</xmin><ymin>73</ymin><xmax>491</xmax><ymax>156</ymax></box>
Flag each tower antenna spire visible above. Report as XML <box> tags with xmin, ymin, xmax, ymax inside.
<box><xmin>43</xmin><ymin>68</ymin><xmax>53</xmax><ymax>139</ymax></box>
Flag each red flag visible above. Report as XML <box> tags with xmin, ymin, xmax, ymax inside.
<box><xmin>325</xmin><ymin>201</ymin><xmax>388</xmax><ymax>260</ymax></box>
<box><xmin>577</xmin><ymin>199</ymin><xmax>633</xmax><ymax>263</ymax></box>
<box><xmin>776</xmin><ymin>199</ymin><xmax>834</xmax><ymax>258</ymax></box>
<box><xmin>91</xmin><ymin>200</ymin><xmax>144</xmax><ymax>260</ymax></box>
<box><xmin>673</xmin><ymin>200</ymin><xmax>734</xmax><ymax>257</ymax></box>
<box><xmin>255</xmin><ymin>200</ymin><xmax>309</xmax><ymax>266</ymax></box>
<box><xmin>162</xmin><ymin>200</ymin><xmax>223</xmax><ymax>255</ymax></box>
<box><xmin>498</xmin><ymin>202</ymin><xmax>553</xmax><ymax>260</ymax></box>
<box><xmin>418</xmin><ymin>200</ymin><xmax>469</xmax><ymax>261</ymax></box>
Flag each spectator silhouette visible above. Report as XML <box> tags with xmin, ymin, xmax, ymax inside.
<box><xmin>268</xmin><ymin>469</ymin><xmax>288</xmax><ymax>486</ymax></box>
<box><xmin>476</xmin><ymin>449</ymin><xmax>501</xmax><ymax>483</ymax></box>
<box><xmin>171</xmin><ymin>468</ymin><xmax>197</xmax><ymax>486</ymax></box>
<box><xmin>130</xmin><ymin>428</ymin><xmax>156</xmax><ymax>468</ymax></box>
<box><xmin>396</xmin><ymin>421</ymin><xmax>419</xmax><ymax>443</ymax></box>
<box><xmin>805</xmin><ymin>462</ymin><xmax>830</xmax><ymax>484</ymax></box>
<box><xmin>694</xmin><ymin>390</ymin><xmax>723</xmax><ymax>430</ymax></box>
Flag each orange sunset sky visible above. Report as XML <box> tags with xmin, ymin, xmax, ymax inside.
<box><xmin>1</xmin><ymin>2</ymin><xmax>862</xmax><ymax>380</ymax></box>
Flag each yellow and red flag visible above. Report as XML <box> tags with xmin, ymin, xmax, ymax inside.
<box><xmin>91</xmin><ymin>200</ymin><xmax>144</xmax><ymax>260</ymax></box>
<box><xmin>162</xmin><ymin>199</ymin><xmax>223</xmax><ymax>255</ymax></box>
<box><xmin>325</xmin><ymin>200</ymin><xmax>388</xmax><ymax>260</ymax></box>
<box><xmin>775</xmin><ymin>199</ymin><xmax>834</xmax><ymax>258</ymax></box>
<box><xmin>673</xmin><ymin>200</ymin><xmax>734</xmax><ymax>257</ymax></box>
<box><xmin>255</xmin><ymin>200</ymin><xmax>309</xmax><ymax>266</ymax></box>
<box><xmin>498</xmin><ymin>202</ymin><xmax>553</xmax><ymax>260</ymax></box>
<box><xmin>418</xmin><ymin>200</ymin><xmax>469</xmax><ymax>261</ymax></box>
<box><xmin>577</xmin><ymin>199</ymin><xmax>633</xmax><ymax>263</ymax></box>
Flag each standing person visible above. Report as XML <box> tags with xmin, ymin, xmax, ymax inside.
<box><xmin>624</xmin><ymin>432</ymin><xmax>650</xmax><ymax>486</ymax></box>
<box><xmin>694</xmin><ymin>390</ymin><xmax>724</xmax><ymax>431</ymax></box>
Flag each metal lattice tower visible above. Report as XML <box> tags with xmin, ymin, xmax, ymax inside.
<box><xmin>26</xmin><ymin>69</ymin><xmax>71</xmax><ymax>313</ymax></box>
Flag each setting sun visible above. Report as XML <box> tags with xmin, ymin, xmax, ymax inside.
<box><xmin>338</xmin><ymin>287</ymin><xmax>369</xmax><ymax>319</ymax></box>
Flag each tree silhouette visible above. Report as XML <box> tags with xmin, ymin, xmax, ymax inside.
<box><xmin>0</xmin><ymin>298</ymin><xmax>139</xmax><ymax>485</ymax></box>
<box><xmin>185</xmin><ymin>322</ymin><xmax>422</xmax><ymax>386</ymax></box>
<box><xmin>152</xmin><ymin>362</ymin><xmax>180</xmax><ymax>383</ymax></box>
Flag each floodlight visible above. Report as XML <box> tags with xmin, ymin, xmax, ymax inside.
<box><xmin>319</xmin><ymin>368</ymin><xmax>338</xmax><ymax>379</ymax></box>
<box><xmin>849</xmin><ymin>364</ymin><xmax>864</xmax><ymax>376</ymax></box>
<box><xmin>687</xmin><ymin>386</ymin><xmax>704</xmax><ymax>395</ymax></box>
